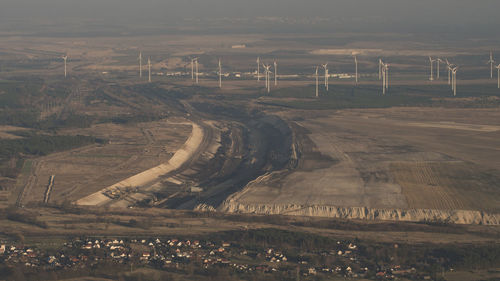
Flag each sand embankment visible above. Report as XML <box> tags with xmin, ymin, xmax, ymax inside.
<box><xmin>76</xmin><ymin>122</ymin><xmax>203</xmax><ymax>206</ymax></box>
<box><xmin>211</xmin><ymin>202</ymin><xmax>500</xmax><ymax>225</ymax></box>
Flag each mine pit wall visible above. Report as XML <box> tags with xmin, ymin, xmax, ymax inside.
<box><xmin>214</xmin><ymin>203</ymin><xmax>500</xmax><ymax>225</ymax></box>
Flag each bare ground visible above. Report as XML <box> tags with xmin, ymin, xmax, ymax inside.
<box><xmin>223</xmin><ymin>107</ymin><xmax>500</xmax><ymax>217</ymax></box>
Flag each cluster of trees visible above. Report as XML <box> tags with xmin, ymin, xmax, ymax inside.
<box><xmin>209</xmin><ymin>228</ymin><xmax>337</xmax><ymax>253</ymax></box>
<box><xmin>261</xmin><ymin>85</ymin><xmax>433</xmax><ymax>110</ymax></box>
<box><xmin>0</xmin><ymin>133</ymin><xmax>104</xmax><ymax>180</ymax></box>
<box><xmin>0</xmin><ymin>110</ymin><xmax>97</xmax><ymax>130</ymax></box>
<box><xmin>38</xmin><ymin>114</ymin><xmax>95</xmax><ymax>130</ymax></box>
<box><xmin>0</xmin><ymin>134</ymin><xmax>103</xmax><ymax>160</ymax></box>
<box><xmin>259</xmin><ymin>83</ymin><xmax>500</xmax><ymax>110</ymax></box>
<box><xmin>0</xmin><ymin>109</ymin><xmax>39</xmax><ymax>128</ymax></box>
<box><xmin>0</xmin><ymin>78</ymin><xmax>44</xmax><ymax>109</ymax></box>
<box><xmin>1</xmin><ymin>208</ymin><xmax>47</xmax><ymax>229</ymax></box>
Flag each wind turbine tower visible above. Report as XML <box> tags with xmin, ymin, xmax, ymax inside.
<box><xmin>315</xmin><ymin>66</ymin><xmax>319</xmax><ymax>98</ymax></box>
<box><xmin>446</xmin><ymin>59</ymin><xmax>453</xmax><ymax>85</ymax></box>
<box><xmin>263</xmin><ymin>63</ymin><xmax>271</xmax><ymax>93</ymax></box>
<box><xmin>274</xmin><ymin>60</ymin><xmax>278</xmax><ymax>86</ymax></box>
<box><xmin>385</xmin><ymin>64</ymin><xmax>389</xmax><ymax>91</ymax></box>
<box><xmin>382</xmin><ymin>66</ymin><xmax>386</xmax><ymax>95</ymax></box>
<box><xmin>62</xmin><ymin>55</ymin><xmax>68</xmax><ymax>78</ymax></box>
<box><xmin>322</xmin><ymin>63</ymin><xmax>329</xmax><ymax>91</ymax></box>
<box><xmin>451</xmin><ymin>67</ymin><xmax>458</xmax><ymax>96</ymax></box>
<box><xmin>139</xmin><ymin>52</ymin><xmax>143</xmax><ymax>78</ymax></box>
<box><xmin>195</xmin><ymin>58</ymin><xmax>199</xmax><ymax>84</ymax></box>
<box><xmin>429</xmin><ymin>56</ymin><xmax>436</xmax><ymax>81</ymax></box>
<box><xmin>257</xmin><ymin>57</ymin><xmax>261</xmax><ymax>81</ymax></box>
<box><xmin>496</xmin><ymin>64</ymin><xmax>500</xmax><ymax>89</ymax></box>
<box><xmin>354</xmin><ymin>56</ymin><xmax>359</xmax><ymax>85</ymax></box>
<box><xmin>191</xmin><ymin>58</ymin><xmax>196</xmax><ymax>81</ymax></box>
<box><xmin>148</xmin><ymin>57</ymin><xmax>152</xmax><ymax>83</ymax></box>
<box><xmin>379</xmin><ymin>59</ymin><xmax>382</xmax><ymax>80</ymax></box>
<box><xmin>381</xmin><ymin>61</ymin><xmax>389</xmax><ymax>95</ymax></box>
<box><xmin>437</xmin><ymin>58</ymin><xmax>445</xmax><ymax>80</ymax></box>
<box><xmin>218</xmin><ymin>58</ymin><xmax>222</xmax><ymax>89</ymax></box>
<box><xmin>488</xmin><ymin>51</ymin><xmax>495</xmax><ymax>79</ymax></box>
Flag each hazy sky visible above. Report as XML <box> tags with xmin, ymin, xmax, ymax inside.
<box><xmin>1</xmin><ymin>0</ymin><xmax>499</xmax><ymax>33</ymax></box>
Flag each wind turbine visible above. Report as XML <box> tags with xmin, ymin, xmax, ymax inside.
<box><xmin>451</xmin><ymin>66</ymin><xmax>458</xmax><ymax>96</ymax></box>
<box><xmin>257</xmin><ymin>57</ymin><xmax>261</xmax><ymax>81</ymax></box>
<box><xmin>263</xmin><ymin>63</ymin><xmax>272</xmax><ymax>93</ymax></box>
<box><xmin>385</xmin><ymin>64</ymin><xmax>389</xmax><ymax>91</ymax></box>
<box><xmin>148</xmin><ymin>57</ymin><xmax>152</xmax><ymax>83</ymax></box>
<box><xmin>139</xmin><ymin>52</ymin><xmax>143</xmax><ymax>78</ymax></box>
<box><xmin>191</xmin><ymin>58</ymin><xmax>195</xmax><ymax>80</ymax></box>
<box><xmin>495</xmin><ymin>64</ymin><xmax>500</xmax><ymax>89</ymax></box>
<box><xmin>429</xmin><ymin>56</ymin><xmax>436</xmax><ymax>81</ymax></box>
<box><xmin>379</xmin><ymin>59</ymin><xmax>383</xmax><ymax>80</ymax></box>
<box><xmin>62</xmin><ymin>55</ymin><xmax>68</xmax><ymax>78</ymax></box>
<box><xmin>195</xmin><ymin>58</ymin><xmax>199</xmax><ymax>84</ymax></box>
<box><xmin>380</xmin><ymin>60</ymin><xmax>389</xmax><ymax>95</ymax></box>
<box><xmin>218</xmin><ymin>58</ymin><xmax>222</xmax><ymax>89</ymax></box>
<box><xmin>380</xmin><ymin>59</ymin><xmax>385</xmax><ymax>94</ymax></box>
<box><xmin>315</xmin><ymin>66</ymin><xmax>319</xmax><ymax>98</ymax></box>
<box><xmin>274</xmin><ymin>60</ymin><xmax>278</xmax><ymax>86</ymax></box>
<box><xmin>436</xmin><ymin>58</ymin><xmax>445</xmax><ymax>80</ymax></box>
<box><xmin>496</xmin><ymin>64</ymin><xmax>500</xmax><ymax>89</ymax></box>
<box><xmin>354</xmin><ymin>55</ymin><xmax>359</xmax><ymax>85</ymax></box>
<box><xmin>382</xmin><ymin>66</ymin><xmax>386</xmax><ymax>95</ymax></box>
<box><xmin>321</xmin><ymin>63</ymin><xmax>329</xmax><ymax>91</ymax></box>
<box><xmin>487</xmin><ymin>51</ymin><xmax>495</xmax><ymax>79</ymax></box>
<box><xmin>446</xmin><ymin>59</ymin><xmax>454</xmax><ymax>85</ymax></box>
<box><xmin>191</xmin><ymin>58</ymin><xmax>198</xmax><ymax>83</ymax></box>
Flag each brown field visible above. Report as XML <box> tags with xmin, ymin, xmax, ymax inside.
<box><xmin>0</xmin><ymin>125</ymin><xmax>28</xmax><ymax>139</ymax></box>
<box><xmin>392</xmin><ymin>162</ymin><xmax>468</xmax><ymax>210</ymax></box>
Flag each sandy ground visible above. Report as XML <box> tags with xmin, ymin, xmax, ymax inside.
<box><xmin>228</xmin><ymin>107</ymin><xmax>500</xmax><ymax>212</ymax></box>
<box><xmin>0</xmin><ymin>125</ymin><xmax>27</xmax><ymax>139</ymax></box>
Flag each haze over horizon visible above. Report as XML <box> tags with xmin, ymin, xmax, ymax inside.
<box><xmin>1</xmin><ymin>0</ymin><xmax>500</xmax><ymax>36</ymax></box>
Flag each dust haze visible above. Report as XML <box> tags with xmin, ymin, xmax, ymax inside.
<box><xmin>2</xmin><ymin>0</ymin><xmax>500</xmax><ymax>35</ymax></box>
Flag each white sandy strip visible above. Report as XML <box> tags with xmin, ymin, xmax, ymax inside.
<box><xmin>310</xmin><ymin>49</ymin><xmax>464</xmax><ymax>57</ymax></box>
<box><xmin>76</xmin><ymin>122</ymin><xmax>203</xmax><ymax>206</ymax></box>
